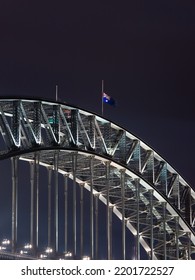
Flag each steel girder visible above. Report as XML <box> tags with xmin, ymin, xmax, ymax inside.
<box><xmin>0</xmin><ymin>97</ymin><xmax>194</xmax><ymax>259</ymax></box>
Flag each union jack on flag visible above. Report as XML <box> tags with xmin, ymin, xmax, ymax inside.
<box><xmin>102</xmin><ymin>92</ymin><xmax>116</xmax><ymax>106</ymax></box>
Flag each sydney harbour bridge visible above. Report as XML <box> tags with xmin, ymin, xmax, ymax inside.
<box><xmin>0</xmin><ymin>97</ymin><xmax>194</xmax><ymax>260</ymax></box>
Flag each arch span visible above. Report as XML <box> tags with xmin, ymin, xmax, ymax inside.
<box><xmin>0</xmin><ymin>97</ymin><xmax>194</xmax><ymax>259</ymax></box>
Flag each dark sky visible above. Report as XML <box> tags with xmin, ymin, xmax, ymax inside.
<box><xmin>0</xmin><ymin>0</ymin><xmax>195</xmax><ymax>190</ymax></box>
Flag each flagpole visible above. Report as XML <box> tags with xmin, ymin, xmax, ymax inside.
<box><xmin>101</xmin><ymin>80</ymin><xmax>104</xmax><ymax>116</ymax></box>
<box><xmin>55</xmin><ymin>85</ymin><xmax>58</xmax><ymax>102</ymax></box>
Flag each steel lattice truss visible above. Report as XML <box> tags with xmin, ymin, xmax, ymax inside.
<box><xmin>0</xmin><ymin>97</ymin><xmax>194</xmax><ymax>260</ymax></box>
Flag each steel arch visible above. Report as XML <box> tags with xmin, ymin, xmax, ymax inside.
<box><xmin>0</xmin><ymin>97</ymin><xmax>194</xmax><ymax>260</ymax></box>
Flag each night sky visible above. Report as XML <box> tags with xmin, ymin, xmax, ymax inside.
<box><xmin>0</xmin><ymin>1</ymin><xmax>195</xmax><ymax>258</ymax></box>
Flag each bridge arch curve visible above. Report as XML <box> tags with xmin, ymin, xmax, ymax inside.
<box><xmin>0</xmin><ymin>97</ymin><xmax>194</xmax><ymax>259</ymax></box>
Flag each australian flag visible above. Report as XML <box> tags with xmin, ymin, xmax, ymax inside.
<box><xmin>102</xmin><ymin>92</ymin><xmax>116</xmax><ymax>106</ymax></box>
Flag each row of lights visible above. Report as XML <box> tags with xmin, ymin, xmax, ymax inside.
<box><xmin>0</xmin><ymin>239</ymin><xmax>91</xmax><ymax>260</ymax></box>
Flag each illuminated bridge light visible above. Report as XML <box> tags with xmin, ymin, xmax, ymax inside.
<box><xmin>45</xmin><ymin>247</ymin><xmax>53</xmax><ymax>254</ymax></box>
<box><xmin>0</xmin><ymin>246</ymin><xmax>6</xmax><ymax>251</ymax></box>
<box><xmin>82</xmin><ymin>256</ymin><xmax>90</xmax><ymax>260</ymax></box>
<box><xmin>40</xmin><ymin>254</ymin><xmax>47</xmax><ymax>259</ymax></box>
<box><xmin>24</xmin><ymin>243</ymin><xmax>32</xmax><ymax>249</ymax></box>
<box><xmin>64</xmin><ymin>252</ymin><xmax>72</xmax><ymax>257</ymax></box>
<box><xmin>2</xmin><ymin>239</ymin><xmax>10</xmax><ymax>245</ymax></box>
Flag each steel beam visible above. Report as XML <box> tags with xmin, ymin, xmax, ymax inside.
<box><xmin>59</xmin><ymin>107</ymin><xmax>75</xmax><ymax>146</ymax></box>
<box><xmin>64</xmin><ymin>174</ymin><xmax>68</xmax><ymax>254</ymax></box>
<box><xmin>110</xmin><ymin>130</ymin><xmax>125</xmax><ymax>156</ymax></box>
<box><xmin>88</xmin><ymin>115</ymin><xmax>95</xmax><ymax>149</ymax></box>
<box><xmin>135</xmin><ymin>178</ymin><xmax>140</xmax><ymax>260</ymax></box>
<box><xmin>126</xmin><ymin>140</ymin><xmax>139</xmax><ymax>165</ymax></box>
<box><xmin>33</xmin><ymin>101</ymin><xmax>41</xmax><ymax>144</ymax></box>
<box><xmin>78</xmin><ymin>112</ymin><xmax>92</xmax><ymax>149</ymax></box>
<box><xmin>53</xmin><ymin>105</ymin><xmax>60</xmax><ymax>144</ymax></box>
<box><xmin>30</xmin><ymin>153</ymin><xmax>39</xmax><ymax>255</ymax></box>
<box><xmin>175</xmin><ymin>216</ymin><xmax>179</xmax><ymax>259</ymax></box>
<box><xmin>149</xmin><ymin>189</ymin><xmax>154</xmax><ymax>260</ymax></box>
<box><xmin>54</xmin><ymin>152</ymin><xmax>59</xmax><ymax>253</ymax></box>
<box><xmin>106</xmin><ymin>161</ymin><xmax>111</xmax><ymax>259</ymax></box>
<box><xmin>72</xmin><ymin>153</ymin><xmax>77</xmax><ymax>257</ymax></box>
<box><xmin>80</xmin><ymin>183</ymin><xmax>84</xmax><ymax>258</ymax></box>
<box><xmin>35</xmin><ymin>153</ymin><xmax>39</xmax><ymax>250</ymax></box>
<box><xmin>162</xmin><ymin>202</ymin><xmax>167</xmax><ymax>260</ymax></box>
<box><xmin>95</xmin><ymin>194</ymin><xmax>99</xmax><ymax>260</ymax></box>
<box><xmin>12</xmin><ymin>101</ymin><xmax>21</xmax><ymax>147</ymax></box>
<box><xmin>95</xmin><ymin>119</ymin><xmax>108</xmax><ymax>154</ymax></box>
<box><xmin>155</xmin><ymin>162</ymin><xmax>168</xmax><ymax>195</ymax></box>
<box><xmin>71</xmin><ymin>110</ymin><xmax>79</xmax><ymax>146</ymax></box>
<box><xmin>90</xmin><ymin>156</ymin><xmax>94</xmax><ymax>259</ymax></box>
<box><xmin>47</xmin><ymin>167</ymin><xmax>52</xmax><ymax>248</ymax></box>
<box><xmin>187</xmin><ymin>232</ymin><xmax>191</xmax><ymax>260</ymax></box>
<box><xmin>11</xmin><ymin>157</ymin><xmax>18</xmax><ymax>253</ymax></box>
<box><xmin>121</xmin><ymin>169</ymin><xmax>126</xmax><ymax>260</ymax></box>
